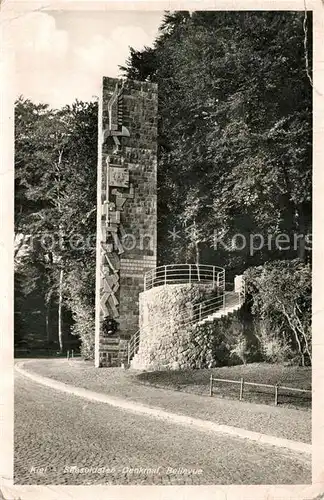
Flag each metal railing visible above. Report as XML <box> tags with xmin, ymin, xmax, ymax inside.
<box><xmin>144</xmin><ymin>264</ymin><xmax>225</xmax><ymax>291</ymax></box>
<box><xmin>127</xmin><ymin>329</ymin><xmax>141</xmax><ymax>365</ymax></box>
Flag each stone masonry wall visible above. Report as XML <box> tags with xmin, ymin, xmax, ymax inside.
<box><xmin>95</xmin><ymin>78</ymin><xmax>157</xmax><ymax>367</ymax></box>
<box><xmin>132</xmin><ymin>284</ymin><xmax>217</xmax><ymax>370</ymax></box>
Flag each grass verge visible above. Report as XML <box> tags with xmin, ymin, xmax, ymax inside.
<box><xmin>136</xmin><ymin>363</ymin><xmax>311</xmax><ymax>410</ymax></box>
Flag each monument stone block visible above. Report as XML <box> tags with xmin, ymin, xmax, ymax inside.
<box><xmin>95</xmin><ymin>78</ymin><xmax>158</xmax><ymax>367</ymax></box>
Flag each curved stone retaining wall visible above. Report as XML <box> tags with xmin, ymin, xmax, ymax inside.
<box><xmin>132</xmin><ymin>283</ymin><xmax>217</xmax><ymax>370</ymax></box>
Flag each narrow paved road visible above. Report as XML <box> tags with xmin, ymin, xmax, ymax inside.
<box><xmin>14</xmin><ymin>371</ymin><xmax>311</xmax><ymax>485</ymax></box>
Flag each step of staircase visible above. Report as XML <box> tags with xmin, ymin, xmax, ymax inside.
<box><xmin>130</xmin><ymin>353</ymin><xmax>143</xmax><ymax>369</ymax></box>
<box><xmin>197</xmin><ymin>292</ymin><xmax>241</xmax><ymax>326</ymax></box>
<box><xmin>224</xmin><ymin>291</ymin><xmax>240</xmax><ymax>307</ymax></box>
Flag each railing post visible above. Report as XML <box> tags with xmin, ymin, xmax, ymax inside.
<box><xmin>135</xmin><ymin>330</ymin><xmax>140</xmax><ymax>355</ymax></box>
<box><xmin>239</xmin><ymin>377</ymin><xmax>244</xmax><ymax>400</ymax></box>
<box><xmin>213</xmin><ymin>266</ymin><xmax>216</xmax><ymax>288</ymax></box>
<box><xmin>164</xmin><ymin>266</ymin><xmax>167</xmax><ymax>285</ymax></box>
<box><xmin>199</xmin><ymin>303</ymin><xmax>202</xmax><ymax>321</ymax></box>
<box><xmin>67</xmin><ymin>350</ymin><xmax>70</xmax><ymax>360</ymax></box>
<box><xmin>189</xmin><ymin>264</ymin><xmax>191</xmax><ymax>284</ymax></box>
<box><xmin>209</xmin><ymin>373</ymin><xmax>213</xmax><ymax>397</ymax></box>
<box><xmin>127</xmin><ymin>342</ymin><xmax>130</xmax><ymax>366</ymax></box>
<box><xmin>223</xmin><ymin>290</ymin><xmax>226</xmax><ymax>311</ymax></box>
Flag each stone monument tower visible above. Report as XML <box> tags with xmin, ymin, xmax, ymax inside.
<box><xmin>95</xmin><ymin>78</ymin><xmax>158</xmax><ymax>367</ymax></box>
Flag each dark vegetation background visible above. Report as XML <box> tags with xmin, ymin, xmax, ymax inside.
<box><xmin>14</xmin><ymin>11</ymin><xmax>312</xmax><ymax>366</ymax></box>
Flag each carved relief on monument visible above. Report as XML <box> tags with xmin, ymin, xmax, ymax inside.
<box><xmin>99</xmin><ymin>81</ymin><xmax>134</xmax><ymax>326</ymax></box>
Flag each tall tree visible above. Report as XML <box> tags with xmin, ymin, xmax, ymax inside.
<box><xmin>121</xmin><ymin>11</ymin><xmax>312</xmax><ymax>270</ymax></box>
<box><xmin>15</xmin><ymin>98</ymin><xmax>98</xmax><ymax>352</ymax></box>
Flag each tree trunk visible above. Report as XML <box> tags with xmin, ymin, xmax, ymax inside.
<box><xmin>295</xmin><ymin>305</ymin><xmax>312</xmax><ymax>365</ymax></box>
<box><xmin>58</xmin><ymin>268</ymin><xmax>64</xmax><ymax>352</ymax></box>
<box><xmin>195</xmin><ymin>241</ymin><xmax>200</xmax><ymax>265</ymax></box>
<box><xmin>279</xmin><ymin>300</ymin><xmax>305</xmax><ymax>366</ymax></box>
<box><xmin>45</xmin><ymin>288</ymin><xmax>53</xmax><ymax>343</ymax></box>
<box><xmin>297</xmin><ymin>205</ymin><xmax>306</xmax><ymax>261</ymax></box>
<box><xmin>45</xmin><ymin>300</ymin><xmax>50</xmax><ymax>343</ymax></box>
<box><xmin>297</xmin><ymin>202</ymin><xmax>312</xmax><ymax>262</ymax></box>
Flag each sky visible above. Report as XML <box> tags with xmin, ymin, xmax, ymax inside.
<box><xmin>10</xmin><ymin>9</ymin><xmax>164</xmax><ymax>108</ymax></box>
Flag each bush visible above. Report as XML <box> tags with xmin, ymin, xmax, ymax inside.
<box><xmin>255</xmin><ymin>322</ymin><xmax>293</xmax><ymax>363</ymax></box>
<box><xmin>181</xmin><ymin>259</ymin><xmax>311</xmax><ymax>368</ymax></box>
<box><xmin>71</xmin><ymin>304</ymin><xmax>95</xmax><ymax>360</ymax></box>
<box><xmin>244</xmin><ymin>259</ymin><xmax>311</xmax><ymax>366</ymax></box>
<box><xmin>229</xmin><ymin>334</ymin><xmax>249</xmax><ymax>365</ymax></box>
<box><xmin>64</xmin><ymin>265</ymin><xmax>95</xmax><ymax>360</ymax></box>
<box><xmin>187</xmin><ymin>308</ymin><xmax>259</xmax><ymax>368</ymax></box>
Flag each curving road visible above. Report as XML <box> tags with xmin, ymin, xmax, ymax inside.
<box><xmin>14</xmin><ymin>370</ymin><xmax>311</xmax><ymax>485</ymax></box>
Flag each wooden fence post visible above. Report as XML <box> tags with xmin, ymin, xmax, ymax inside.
<box><xmin>209</xmin><ymin>374</ymin><xmax>213</xmax><ymax>397</ymax></box>
<box><xmin>239</xmin><ymin>377</ymin><xmax>244</xmax><ymax>400</ymax></box>
<box><xmin>274</xmin><ymin>383</ymin><xmax>279</xmax><ymax>406</ymax></box>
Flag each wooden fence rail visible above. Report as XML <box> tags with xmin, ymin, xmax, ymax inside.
<box><xmin>209</xmin><ymin>374</ymin><xmax>311</xmax><ymax>406</ymax></box>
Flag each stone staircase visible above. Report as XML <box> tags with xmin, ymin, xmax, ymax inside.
<box><xmin>129</xmin><ymin>351</ymin><xmax>142</xmax><ymax>370</ymax></box>
<box><xmin>196</xmin><ymin>291</ymin><xmax>242</xmax><ymax>325</ymax></box>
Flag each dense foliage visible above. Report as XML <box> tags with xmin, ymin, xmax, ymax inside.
<box><xmin>121</xmin><ymin>11</ymin><xmax>312</xmax><ymax>272</ymax></box>
<box><xmin>15</xmin><ymin>98</ymin><xmax>98</xmax><ymax>353</ymax></box>
<box><xmin>244</xmin><ymin>260</ymin><xmax>312</xmax><ymax>366</ymax></box>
